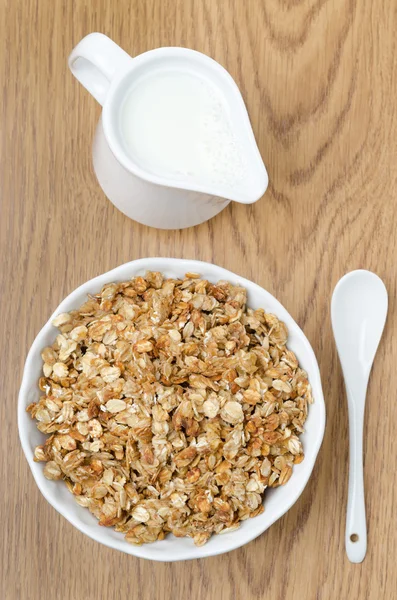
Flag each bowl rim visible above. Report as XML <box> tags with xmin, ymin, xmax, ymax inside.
<box><xmin>18</xmin><ymin>257</ymin><xmax>326</xmax><ymax>561</ymax></box>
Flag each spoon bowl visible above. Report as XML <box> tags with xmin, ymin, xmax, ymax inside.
<box><xmin>332</xmin><ymin>270</ymin><xmax>388</xmax><ymax>394</ymax></box>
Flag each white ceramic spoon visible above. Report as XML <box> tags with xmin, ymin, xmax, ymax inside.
<box><xmin>331</xmin><ymin>270</ymin><xmax>388</xmax><ymax>563</ymax></box>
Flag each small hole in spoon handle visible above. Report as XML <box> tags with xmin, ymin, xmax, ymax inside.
<box><xmin>350</xmin><ymin>533</ymin><xmax>359</xmax><ymax>543</ymax></box>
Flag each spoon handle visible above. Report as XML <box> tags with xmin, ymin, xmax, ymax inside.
<box><xmin>346</xmin><ymin>386</ymin><xmax>367</xmax><ymax>563</ymax></box>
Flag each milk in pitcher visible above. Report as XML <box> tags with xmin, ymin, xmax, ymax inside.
<box><xmin>119</xmin><ymin>70</ymin><xmax>247</xmax><ymax>187</ymax></box>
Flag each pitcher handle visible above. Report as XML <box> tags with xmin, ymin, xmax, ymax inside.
<box><xmin>68</xmin><ymin>33</ymin><xmax>133</xmax><ymax>106</ymax></box>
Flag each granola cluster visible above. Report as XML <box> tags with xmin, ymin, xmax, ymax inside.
<box><xmin>27</xmin><ymin>272</ymin><xmax>312</xmax><ymax>546</ymax></box>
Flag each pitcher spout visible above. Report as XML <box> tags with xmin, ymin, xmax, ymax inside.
<box><xmin>221</xmin><ymin>159</ymin><xmax>268</xmax><ymax>205</ymax></box>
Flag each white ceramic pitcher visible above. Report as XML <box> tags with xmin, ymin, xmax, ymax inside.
<box><xmin>68</xmin><ymin>33</ymin><xmax>268</xmax><ymax>229</ymax></box>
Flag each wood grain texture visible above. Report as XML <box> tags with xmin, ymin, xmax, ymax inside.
<box><xmin>1</xmin><ymin>0</ymin><xmax>396</xmax><ymax>598</ymax></box>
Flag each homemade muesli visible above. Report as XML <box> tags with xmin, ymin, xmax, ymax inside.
<box><xmin>27</xmin><ymin>272</ymin><xmax>313</xmax><ymax>546</ymax></box>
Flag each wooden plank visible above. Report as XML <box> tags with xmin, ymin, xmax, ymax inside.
<box><xmin>1</xmin><ymin>1</ymin><xmax>396</xmax><ymax>598</ymax></box>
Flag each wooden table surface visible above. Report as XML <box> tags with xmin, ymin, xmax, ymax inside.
<box><xmin>1</xmin><ymin>1</ymin><xmax>396</xmax><ymax>599</ymax></box>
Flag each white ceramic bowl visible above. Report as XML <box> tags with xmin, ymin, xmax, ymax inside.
<box><xmin>18</xmin><ymin>258</ymin><xmax>325</xmax><ymax>561</ymax></box>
